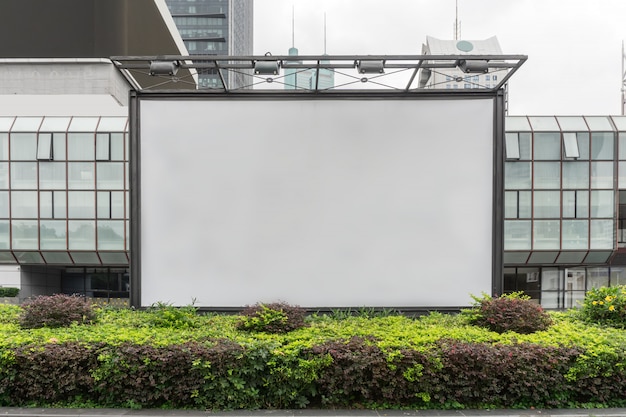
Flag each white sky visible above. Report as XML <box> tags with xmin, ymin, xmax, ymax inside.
<box><xmin>253</xmin><ymin>0</ymin><xmax>626</xmax><ymax>116</ymax></box>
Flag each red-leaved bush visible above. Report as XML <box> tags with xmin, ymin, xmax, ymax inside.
<box><xmin>19</xmin><ymin>294</ymin><xmax>97</xmax><ymax>329</ymax></box>
<box><xmin>471</xmin><ymin>292</ymin><xmax>552</xmax><ymax>334</ymax></box>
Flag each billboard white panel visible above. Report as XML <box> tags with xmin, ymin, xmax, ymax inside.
<box><xmin>138</xmin><ymin>97</ymin><xmax>495</xmax><ymax>307</ymax></box>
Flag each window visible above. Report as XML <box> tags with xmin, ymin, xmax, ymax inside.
<box><xmin>493</xmin><ymin>75</ymin><xmax>498</xmax><ymax>81</ymax></box>
<box><xmin>96</xmin><ymin>133</ymin><xmax>110</xmax><ymax>161</ymax></box>
<box><xmin>485</xmin><ymin>75</ymin><xmax>491</xmax><ymax>81</ymax></box>
<box><xmin>563</xmin><ymin>190</ymin><xmax>589</xmax><ymax>218</ymax></box>
<box><xmin>563</xmin><ymin>133</ymin><xmax>579</xmax><ymax>158</ymax></box>
<box><xmin>505</xmin><ymin>133</ymin><xmax>520</xmax><ymax>159</ymax></box>
<box><xmin>37</xmin><ymin>133</ymin><xmax>53</xmax><ymax>160</ymax></box>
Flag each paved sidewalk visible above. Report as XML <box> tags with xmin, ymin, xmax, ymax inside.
<box><xmin>2</xmin><ymin>409</ymin><xmax>626</xmax><ymax>417</ymax></box>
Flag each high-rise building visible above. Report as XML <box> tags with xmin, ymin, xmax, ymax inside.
<box><xmin>165</xmin><ymin>0</ymin><xmax>253</xmax><ymax>89</ymax></box>
<box><xmin>284</xmin><ymin>47</ymin><xmax>334</xmax><ymax>91</ymax></box>
<box><xmin>420</xmin><ymin>35</ymin><xmax>504</xmax><ymax>90</ymax></box>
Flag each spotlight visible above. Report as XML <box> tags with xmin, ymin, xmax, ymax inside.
<box><xmin>357</xmin><ymin>60</ymin><xmax>385</xmax><ymax>74</ymax></box>
<box><xmin>254</xmin><ymin>60</ymin><xmax>280</xmax><ymax>75</ymax></box>
<box><xmin>457</xmin><ymin>59</ymin><xmax>489</xmax><ymax>74</ymax></box>
<box><xmin>149</xmin><ymin>60</ymin><xmax>180</xmax><ymax>76</ymax></box>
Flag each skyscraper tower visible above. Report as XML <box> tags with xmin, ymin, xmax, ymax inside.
<box><xmin>284</xmin><ymin>10</ymin><xmax>334</xmax><ymax>91</ymax></box>
<box><xmin>165</xmin><ymin>0</ymin><xmax>253</xmax><ymax>89</ymax></box>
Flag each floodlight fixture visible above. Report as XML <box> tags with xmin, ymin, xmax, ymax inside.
<box><xmin>254</xmin><ymin>52</ymin><xmax>280</xmax><ymax>75</ymax></box>
<box><xmin>254</xmin><ymin>60</ymin><xmax>280</xmax><ymax>75</ymax></box>
<box><xmin>357</xmin><ymin>60</ymin><xmax>385</xmax><ymax>74</ymax></box>
<box><xmin>149</xmin><ymin>60</ymin><xmax>180</xmax><ymax>76</ymax></box>
<box><xmin>457</xmin><ymin>59</ymin><xmax>489</xmax><ymax>74</ymax></box>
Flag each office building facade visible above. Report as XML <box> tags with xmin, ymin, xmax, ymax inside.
<box><xmin>165</xmin><ymin>0</ymin><xmax>253</xmax><ymax>89</ymax></box>
<box><xmin>504</xmin><ymin>116</ymin><xmax>626</xmax><ymax>308</ymax></box>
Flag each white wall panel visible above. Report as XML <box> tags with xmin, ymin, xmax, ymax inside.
<box><xmin>138</xmin><ymin>98</ymin><xmax>495</xmax><ymax>307</ymax></box>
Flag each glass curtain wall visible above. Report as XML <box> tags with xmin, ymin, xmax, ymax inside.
<box><xmin>0</xmin><ymin>116</ymin><xmax>129</xmax><ymax>266</ymax></box>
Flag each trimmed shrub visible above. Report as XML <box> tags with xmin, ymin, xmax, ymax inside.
<box><xmin>19</xmin><ymin>294</ymin><xmax>97</xmax><ymax>329</ymax></box>
<box><xmin>145</xmin><ymin>302</ymin><xmax>200</xmax><ymax>329</ymax></box>
<box><xmin>431</xmin><ymin>340</ymin><xmax>581</xmax><ymax>408</ymax></box>
<box><xmin>579</xmin><ymin>285</ymin><xmax>626</xmax><ymax>327</ymax></box>
<box><xmin>236</xmin><ymin>302</ymin><xmax>307</xmax><ymax>333</ymax></box>
<box><xmin>1</xmin><ymin>342</ymin><xmax>102</xmax><ymax>405</ymax></box>
<box><xmin>469</xmin><ymin>292</ymin><xmax>552</xmax><ymax>334</ymax></box>
<box><xmin>0</xmin><ymin>287</ymin><xmax>19</xmax><ymax>297</ymax></box>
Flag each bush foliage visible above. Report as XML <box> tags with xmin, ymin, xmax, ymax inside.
<box><xmin>19</xmin><ymin>294</ymin><xmax>97</xmax><ymax>329</ymax></box>
<box><xmin>236</xmin><ymin>302</ymin><xmax>307</xmax><ymax>333</ymax></box>
<box><xmin>468</xmin><ymin>292</ymin><xmax>553</xmax><ymax>334</ymax></box>
<box><xmin>0</xmin><ymin>287</ymin><xmax>19</xmax><ymax>297</ymax></box>
<box><xmin>579</xmin><ymin>285</ymin><xmax>626</xmax><ymax>327</ymax></box>
<box><xmin>3</xmin><ymin>292</ymin><xmax>626</xmax><ymax>409</ymax></box>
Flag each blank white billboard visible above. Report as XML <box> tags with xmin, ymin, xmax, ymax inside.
<box><xmin>137</xmin><ymin>97</ymin><xmax>495</xmax><ymax>308</ymax></box>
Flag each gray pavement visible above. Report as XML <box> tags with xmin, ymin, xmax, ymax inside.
<box><xmin>2</xmin><ymin>409</ymin><xmax>626</xmax><ymax>417</ymax></box>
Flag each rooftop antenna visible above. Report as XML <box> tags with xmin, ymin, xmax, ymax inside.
<box><xmin>453</xmin><ymin>0</ymin><xmax>461</xmax><ymax>40</ymax></box>
<box><xmin>291</xmin><ymin>5</ymin><xmax>295</xmax><ymax>48</ymax></box>
<box><xmin>324</xmin><ymin>12</ymin><xmax>327</xmax><ymax>54</ymax></box>
<box><xmin>622</xmin><ymin>40</ymin><xmax>626</xmax><ymax>115</ymax></box>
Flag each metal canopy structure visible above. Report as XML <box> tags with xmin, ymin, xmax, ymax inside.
<box><xmin>111</xmin><ymin>54</ymin><xmax>527</xmax><ymax>92</ymax></box>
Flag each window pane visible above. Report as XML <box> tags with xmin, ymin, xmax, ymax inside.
<box><xmin>12</xmin><ymin>220</ymin><xmax>38</xmax><ymax>249</ymax></box>
<box><xmin>96</xmin><ymin>133</ymin><xmax>110</xmax><ymax>161</ymax></box>
<box><xmin>10</xmin><ymin>162</ymin><xmax>37</xmax><ymax>189</ymax></box>
<box><xmin>534</xmin><ymin>162</ymin><xmax>560</xmax><ymax>189</ymax></box>
<box><xmin>0</xmin><ymin>220</ymin><xmax>9</xmax><ymax>249</ymax></box>
<box><xmin>519</xmin><ymin>191</ymin><xmax>531</xmax><ymax>218</ymax></box>
<box><xmin>620</xmin><ymin>132</ymin><xmax>626</xmax><ymax>160</ymax></box>
<box><xmin>0</xmin><ymin>133</ymin><xmax>8</xmax><ymax>160</ymax></box>
<box><xmin>505</xmin><ymin>191</ymin><xmax>517</xmax><ymax>218</ymax></box>
<box><xmin>563</xmin><ymin>133</ymin><xmax>579</xmax><ymax>158</ymax></box>
<box><xmin>39</xmin><ymin>162</ymin><xmax>66</xmax><ymax>189</ymax></box>
<box><xmin>11</xmin><ymin>191</ymin><xmax>37</xmax><ymax>218</ymax></box>
<box><xmin>590</xmin><ymin>219</ymin><xmax>614</xmax><ymax>249</ymax></box>
<box><xmin>37</xmin><ymin>133</ymin><xmax>52</xmax><ymax>160</ymax></box>
<box><xmin>112</xmin><ymin>191</ymin><xmax>125</xmax><ymax>218</ymax></box>
<box><xmin>68</xmin><ymin>220</ymin><xmax>95</xmax><ymax>250</ymax></box>
<box><xmin>0</xmin><ymin>162</ymin><xmax>8</xmax><ymax>189</ymax></box>
<box><xmin>505</xmin><ymin>133</ymin><xmax>519</xmax><ymax>159</ymax></box>
<box><xmin>97</xmin><ymin>220</ymin><xmax>125</xmax><ymax>250</ymax></box>
<box><xmin>40</xmin><ymin>191</ymin><xmax>52</xmax><ymax>218</ymax></box>
<box><xmin>577</xmin><ymin>132</ymin><xmax>590</xmax><ymax>160</ymax></box>
<box><xmin>52</xmin><ymin>133</ymin><xmax>66</xmax><ymax>160</ymax></box>
<box><xmin>505</xmin><ymin>162</ymin><xmax>531</xmax><ymax>189</ymax></box>
<box><xmin>67</xmin><ymin>133</ymin><xmax>94</xmax><ymax>160</ymax></box>
<box><xmin>40</xmin><ymin>220</ymin><xmax>66</xmax><ymax>249</ymax></box>
<box><xmin>534</xmin><ymin>133</ymin><xmax>560</xmax><ymax>160</ymax></box>
<box><xmin>96</xmin><ymin>162</ymin><xmax>124</xmax><ymax>190</ymax></box>
<box><xmin>562</xmin><ymin>220</ymin><xmax>588</xmax><ymax>249</ymax></box>
<box><xmin>68</xmin><ymin>191</ymin><xmax>95</xmax><ymax>218</ymax></box>
<box><xmin>620</xmin><ymin>161</ymin><xmax>626</xmax><ymax>188</ymax></box>
<box><xmin>97</xmin><ymin>191</ymin><xmax>110</xmax><ymax>219</ymax></box>
<box><xmin>591</xmin><ymin>162</ymin><xmax>614</xmax><ymax>188</ymax></box>
<box><xmin>533</xmin><ymin>191</ymin><xmax>560</xmax><ymax>218</ymax></box>
<box><xmin>0</xmin><ymin>191</ymin><xmax>8</xmax><ymax>218</ymax></box>
<box><xmin>591</xmin><ymin>190</ymin><xmax>614</xmax><ymax>218</ymax></box>
<box><xmin>504</xmin><ymin>220</ymin><xmax>531</xmax><ymax>250</ymax></box>
<box><xmin>111</xmin><ymin>133</ymin><xmax>125</xmax><ymax>161</ymax></box>
<box><xmin>68</xmin><ymin>162</ymin><xmax>94</xmax><ymax>189</ymax></box>
<box><xmin>518</xmin><ymin>132</ymin><xmax>532</xmax><ymax>159</ymax></box>
<box><xmin>54</xmin><ymin>191</ymin><xmax>66</xmax><ymax>219</ymax></box>
<box><xmin>563</xmin><ymin>190</ymin><xmax>589</xmax><ymax>218</ymax></box>
<box><xmin>562</xmin><ymin>162</ymin><xmax>589</xmax><ymax>189</ymax></box>
<box><xmin>591</xmin><ymin>132</ymin><xmax>614</xmax><ymax>160</ymax></box>
<box><xmin>10</xmin><ymin>133</ymin><xmax>37</xmax><ymax>160</ymax></box>
<box><xmin>533</xmin><ymin>220</ymin><xmax>560</xmax><ymax>249</ymax></box>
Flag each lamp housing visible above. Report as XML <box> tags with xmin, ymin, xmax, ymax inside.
<box><xmin>149</xmin><ymin>60</ymin><xmax>180</xmax><ymax>76</ymax></box>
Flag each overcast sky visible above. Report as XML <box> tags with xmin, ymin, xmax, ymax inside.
<box><xmin>253</xmin><ymin>0</ymin><xmax>626</xmax><ymax>116</ymax></box>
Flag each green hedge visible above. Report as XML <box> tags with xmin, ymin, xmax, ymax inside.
<box><xmin>0</xmin><ymin>287</ymin><xmax>18</xmax><ymax>297</ymax></box>
<box><xmin>2</xmin><ymin>303</ymin><xmax>626</xmax><ymax>409</ymax></box>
